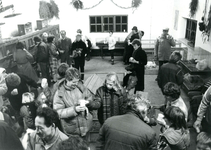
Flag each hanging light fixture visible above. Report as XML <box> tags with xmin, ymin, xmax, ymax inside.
<box><xmin>3</xmin><ymin>5</ymin><xmax>21</xmax><ymax>18</ymax></box>
<box><xmin>0</xmin><ymin>0</ymin><xmax>21</xmax><ymax>18</ymax></box>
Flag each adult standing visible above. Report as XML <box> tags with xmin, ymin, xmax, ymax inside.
<box><xmin>157</xmin><ymin>51</ymin><xmax>183</xmax><ymax>92</ymax></box>
<box><xmin>42</xmin><ymin>32</ymin><xmax>48</xmax><ymax>43</ymax></box>
<box><xmin>57</xmin><ymin>30</ymin><xmax>72</xmax><ymax>66</ymax></box>
<box><xmin>0</xmin><ymin>121</ymin><xmax>24</xmax><ymax>150</ymax></box>
<box><xmin>193</xmin><ymin>86</ymin><xmax>211</xmax><ymax>133</ymax></box>
<box><xmin>106</xmin><ymin>30</ymin><xmax>116</xmax><ymax>65</ymax></box>
<box><xmin>71</xmin><ymin>33</ymin><xmax>87</xmax><ymax>80</ymax></box>
<box><xmin>53</xmin><ymin>68</ymin><xmax>93</xmax><ymax>137</ymax></box>
<box><xmin>13</xmin><ymin>42</ymin><xmax>39</xmax><ymax>83</ymax></box>
<box><xmin>124</xmin><ymin>26</ymin><xmax>140</xmax><ymax>65</ymax></box>
<box><xmin>154</xmin><ymin>27</ymin><xmax>176</xmax><ymax>80</ymax></box>
<box><xmin>97</xmin><ymin>94</ymin><xmax>157</xmax><ymax>150</ymax></box>
<box><xmin>34</xmin><ymin>36</ymin><xmax>51</xmax><ymax>85</ymax></box>
<box><xmin>129</xmin><ymin>39</ymin><xmax>147</xmax><ymax>92</ymax></box>
<box><xmin>47</xmin><ymin>36</ymin><xmax>59</xmax><ymax>83</ymax></box>
<box><xmin>87</xmin><ymin>72</ymin><xmax>127</xmax><ymax>125</ymax></box>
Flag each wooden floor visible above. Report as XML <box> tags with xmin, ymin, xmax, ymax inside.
<box><xmin>84</xmin><ymin>56</ymin><xmax>197</xmax><ymax>150</ymax></box>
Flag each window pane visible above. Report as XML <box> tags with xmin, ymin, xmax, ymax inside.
<box><xmin>116</xmin><ymin>16</ymin><xmax>121</xmax><ymax>23</ymax></box>
<box><xmin>90</xmin><ymin>17</ymin><xmax>95</xmax><ymax>24</ymax></box>
<box><xmin>122</xmin><ymin>16</ymin><xmax>127</xmax><ymax>23</ymax></box>
<box><xmin>192</xmin><ymin>22</ymin><xmax>197</xmax><ymax>30</ymax></box>
<box><xmin>97</xmin><ymin>17</ymin><xmax>101</xmax><ymax>23</ymax></box>
<box><xmin>122</xmin><ymin>25</ymin><xmax>127</xmax><ymax>32</ymax></box>
<box><xmin>97</xmin><ymin>25</ymin><xmax>101</xmax><ymax>32</ymax></box>
<box><xmin>104</xmin><ymin>25</ymin><xmax>108</xmax><ymax>31</ymax></box>
<box><xmin>109</xmin><ymin>25</ymin><xmax>113</xmax><ymax>31</ymax></box>
<box><xmin>109</xmin><ymin>17</ymin><xmax>113</xmax><ymax>23</ymax></box>
<box><xmin>116</xmin><ymin>25</ymin><xmax>121</xmax><ymax>32</ymax></box>
<box><xmin>91</xmin><ymin>25</ymin><xmax>96</xmax><ymax>32</ymax></box>
<box><xmin>104</xmin><ymin>17</ymin><xmax>108</xmax><ymax>23</ymax></box>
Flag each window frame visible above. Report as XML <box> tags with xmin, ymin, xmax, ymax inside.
<box><xmin>185</xmin><ymin>18</ymin><xmax>197</xmax><ymax>47</ymax></box>
<box><xmin>89</xmin><ymin>15</ymin><xmax>128</xmax><ymax>33</ymax></box>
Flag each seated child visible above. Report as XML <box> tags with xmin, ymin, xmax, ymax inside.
<box><xmin>196</xmin><ymin>132</ymin><xmax>211</xmax><ymax>150</ymax></box>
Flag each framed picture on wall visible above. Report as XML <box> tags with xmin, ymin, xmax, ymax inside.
<box><xmin>174</xmin><ymin>10</ymin><xmax>179</xmax><ymax>30</ymax></box>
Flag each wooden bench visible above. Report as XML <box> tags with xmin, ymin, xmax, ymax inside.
<box><xmin>95</xmin><ymin>39</ymin><xmax>182</xmax><ymax>58</ymax></box>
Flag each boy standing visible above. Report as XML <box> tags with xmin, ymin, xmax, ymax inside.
<box><xmin>107</xmin><ymin>31</ymin><xmax>116</xmax><ymax>65</ymax></box>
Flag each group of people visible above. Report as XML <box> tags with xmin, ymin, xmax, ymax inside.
<box><xmin>154</xmin><ymin>27</ymin><xmax>211</xmax><ymax>150</ymax></box>
<box><xmin>14</xmin><ymin>29</ymin><xmax>91</xmax><ymax>87</ymax></box>
<box><xmin>0</xmin><ymin>26</ymin><xmax>210</xmax><ymax>150</ymax></box>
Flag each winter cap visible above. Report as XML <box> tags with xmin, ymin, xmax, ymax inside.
<box><xmin>163</xmin><ymin>27</ymin><xmax>169</xmax><ymax>31</ymax></box>
<box><xmin>132</xmin><ymin>26</ymin><xmax>138</xmax><ymax>31</ymax></box>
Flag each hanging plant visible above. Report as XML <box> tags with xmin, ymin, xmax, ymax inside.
<box><xmin>189</xmin><ymin>0</ymin><xmax>198</xmax><ymax>17</ymax></box>
<box><xmin>132</xmin><ymin>0</ymin><xmax>142</xmax><ymax>8</ymax></box>
<box><xmin>200</xmin><ymin>4</ymin><xmax>211</xmax><ymax>42</ymax></box>
<box><xmin>71</xmin><ymin>0</ymin><xmax>83</xmax><ymax>10</ymax></box>
<box><xmin>39</xmin><ymin>0</ymin><xmax>59</xmax><ymax>20</ymax></box>
<box><xmin>50</xmin><ymin>0</ymin><xmax>59</xmax><ymax>19</ymax></box>
<box><xmin>39</xmin><ymin>1</ymin><xmax>52</xmax><ymax>19</ymax></box>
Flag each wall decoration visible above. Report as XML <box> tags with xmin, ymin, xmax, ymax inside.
<box><xmin>189</xmin><ymin>0</ymin><xmax>198</xmax><ymax>17</ymax></box>
<box><xmin>39</xmin><ymin>0</ymin><xmax>59</xmax><ymax>20</ymax></box>
<box><xmin>199</xmin><ymin>0</ymin><xmax>211</xmax><ymax>42</ymax></box>
<box><xmin>110</xmin><ymin>0</ymin><xmax>142</xmax><ymax>9</ymax></box>
<box><xmin>71</xmin><ymin>0</ymin><xmax>104</xmax><ymax>10</ymax></box>
<box><xmin>71</xmin><ymin>0</ymin><xmax>83</xmax><ymax>10</ymax></box>
<box><xmin>174</xmin><ymin>10</ymin><xmax>179</xmax><ymax>30</ymax></box>
<box><xmin>70</xmin><ymin>0</ymin><xmax>142</xmax><ymax>11</ymax></box>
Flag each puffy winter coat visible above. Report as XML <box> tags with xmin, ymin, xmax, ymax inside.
<box><xmin>53</xmin><ymin>79</ymin><xmax>93</xmax><ymax>136</ymax></box>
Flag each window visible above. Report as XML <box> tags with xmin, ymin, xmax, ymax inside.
<box><xmin>185</xmin><ymin>19</ymin><xmax>197</xmax><ymax>47</ymax></box>
<box><xmin>90</xmin><ymin>15</ymin><xmax>128</xmax><ymax>33</ymax></box>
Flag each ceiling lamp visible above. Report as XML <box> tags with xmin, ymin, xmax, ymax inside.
<box><xmin>0</xmin><ymin>1</ymin><xmax>21</xmax><ymax>18</ymax></box>
<box><xmin>4</xmin><ymin>5</ymin><xmax>21</xmax><ymax>18</ymax></box>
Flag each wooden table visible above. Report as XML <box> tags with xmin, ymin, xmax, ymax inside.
<box><xmin>96</xmin><ymin>41</ymin><xmax>125</xmax><ymax>59</ymax></box>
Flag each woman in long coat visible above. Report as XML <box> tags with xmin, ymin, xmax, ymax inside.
<box><xmin>47</xmin><ymin>36</ymin><xmax>59</xmax><ymax>83</ymax></box>
<box><xmin>13</xmin><ymin>42</ymin><xmax>38</xmax><ymax>82</ymax></box>
<box><xmin>129</xmin><ymin>39</ymin><xmax>147</xmax><ymax>92</ymax></box>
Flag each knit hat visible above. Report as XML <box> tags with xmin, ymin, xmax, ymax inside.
<box><xmin>163</xmin><ymin>27</ymin><xmax>169</xmax><ymax>31</ymax></box>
